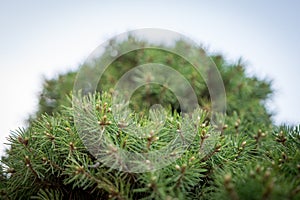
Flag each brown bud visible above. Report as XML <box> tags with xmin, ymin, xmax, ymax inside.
<box><xmin>69</xmin><ymin>142</ymin><xmax>76</xmax><ymax>151</ymax></box>
<box><xmin>151</xmin><ymin>176</ymin><xmax>157</xmax><ymax>181</ymax></box>
<box><xmin>45</xmin><ymin>132</ymin><xmax>55</xmax><ymax>141</ymax></box>
<box><xmin>103</xmin><ymin>115</ymin><xmax>107</xmax><ymax>121</ymax></box>
<box><xmin>215</xmin><ymin>144</ymin><xmax>222</xmax><ymax>152</ymax></box>
<box><xmin>103</xmin><ymin>102</ymin><xmax>108</xmax><ymax>109</ymax></box>
<box><xmin>234</xmin><ymin>122</ymin><xmax>239</xmax><ymax>129</ymax></box>
<box><xmin>189</xmin><ymin>156</ymin><xmax>196</xmax><ymax>162</ymax></box>
<box><xmin>241</xmin><ymin>141</ymin><xmax>247</xmax><ymax>148</ymax></box>
<box><xmin>224</xmin><ymin>174</ymin><xmax>232</xmax><ymax>185</ymax></box>
<box><xmin>282</xmin><ymin>152</ymin><xmax>288</xmax><ymax>160</ymax></box>
<box><xmin>223</xmin><ymin>124</ymin><xmax>228</xmax><ymax>130</ymax></box>
<box><xmin>256</xmin><ymin>165</ymin><xmax>262</xmax><ymax>173</ymax></box>
<box><xmin>7</xmin><ymin>168</ymin><xmax>16</xmax><ymax>173</ymax></box>
<box><xmin>264</xmin><ymin>170</ymin><xmax>271</xmax><ymax>179</ymax></box>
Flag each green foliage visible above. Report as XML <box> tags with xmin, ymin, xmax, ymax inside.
<box><xmin>1</xmin><ymin>92</ymin><xmax>299</xmax><ymax>199</ymax></box>
<box><xmin>31</xmin><ymin>189</ymin><xmax>63</xmax><ymax>200</ymax></box>
<box><xmin>200</xmin><ymin>125</ymin><xmax>300</xmax><ymax>200</ymax></box>
<box><xmin>1</xmin><ymin>93</ymin><xmax>212</xmax><ymax>199</ymax></box>
<box><xmin>1</xmin><ymin>37</ymin><xmax>299</xmax><ymax>199</ymax></box>
<box><xmin>31</xmin><ymin>71</ymin><xmax>77</xmax><ymax>122</ymax></box>
<box><xmin>30</xmin><ymin>37</ymin><xmax>273</xmax><ymax>126</ymax></box>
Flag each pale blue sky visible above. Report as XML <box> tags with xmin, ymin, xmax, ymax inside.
<box><xmin>0</xmin><ymin>0</ymin><xmax>299</xmax><ymax>156</ymax></box>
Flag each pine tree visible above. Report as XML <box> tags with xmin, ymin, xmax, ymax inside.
<box><xmin>1</xmin><ymin>36</ymin><xmax>299</xmax><ymax>200</ymax></box>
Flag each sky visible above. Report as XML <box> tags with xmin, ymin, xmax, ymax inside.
<box><xmin>0</xmin><ymin>0</ymin><xmax>299</xmax><ymax>157</ymax></box>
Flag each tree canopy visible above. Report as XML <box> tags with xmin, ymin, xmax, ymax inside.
<box><xmin>1</xmin><ymin>36</ymin><xmax>299</xmax><ymax>200</ymax></box>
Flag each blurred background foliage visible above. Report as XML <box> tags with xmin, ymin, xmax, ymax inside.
<box><xmin>32</xmin><ymin>36</ymin><xmax>273</xmax><ymax>127</ymax></box>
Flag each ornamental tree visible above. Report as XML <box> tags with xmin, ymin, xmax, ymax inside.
<box><xmin>1</xmin><ymin>34</ymin><xmax>299</xmax><ymax>200</ymax></box>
